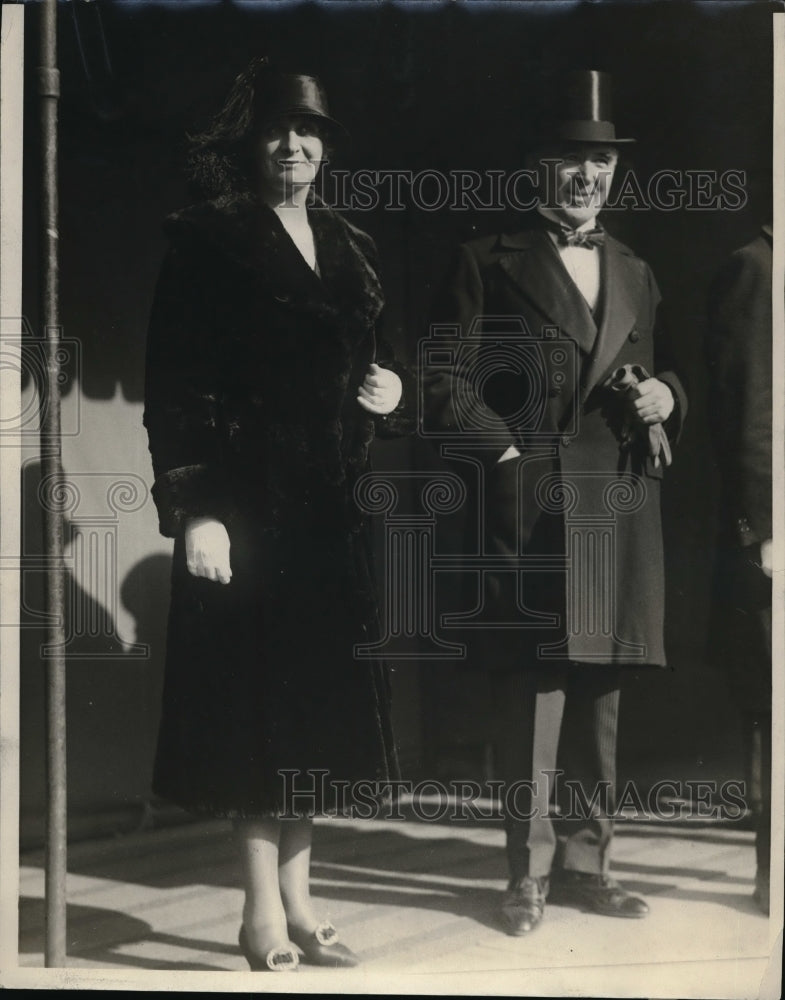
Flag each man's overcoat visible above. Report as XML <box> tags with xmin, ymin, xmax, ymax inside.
<box><xmin>424</xmin><ymin>221</ymin><xmax>687</xmax><ymax>667</ymax></box>
<box><xmin>706</xmin><ymin>226</ymin><xmax>773</xmax><ymax>711</ymax></box>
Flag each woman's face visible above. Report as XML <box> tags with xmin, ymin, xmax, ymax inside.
<box><xmin>257</xmin><ymin>115</ymin><xmax>325</xmax><ymax>198</ymax></box>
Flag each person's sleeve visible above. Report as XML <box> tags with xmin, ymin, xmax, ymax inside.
<box><xmin>353</xmin><ymin>229</ymin><xmax>417</xmax><ymax>440</ymax></box>
<box><xmin>422</xmin><ymin>243</ymin><xmax>516</xmax><ymax>466</ymax></box>
<box><xmin>706</xmin><ymin>246</ymin><xmax>773</xmax><ymax>545</ymax></box>
<box><xmin>648</xmin><ymin>265</ymin><xmax>688</xmax><ymax>443</ymax></box>
<box><xmin>373</xmin><ymin>330</ymin><xmax>418</xmax><ymax>439</ymax></box>
<box><xmin>142</xmin><ymin>243</ymin><xmax>230</xmax><ymax>538</ymax></box>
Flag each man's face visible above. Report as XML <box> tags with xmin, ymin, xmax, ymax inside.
<box><xmin>539</xmin><ymin>144</ymin><xmax>619</xmax><ymax>227</ymax></box>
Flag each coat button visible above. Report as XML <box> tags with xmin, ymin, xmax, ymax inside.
<box><xmin>629</xmin><ymin>328</ymin><xmax>640</xmax><ymax>343</ymax></box>
<box><xmin>560</xmin><ymin>434</ymin><xmax>571</xmax><ymax>447</ymax></box>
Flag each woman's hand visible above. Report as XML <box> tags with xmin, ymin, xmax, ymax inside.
<box><xmin>184</xmin><ymin>517</ymin><xmax>232</xmax><ymax>584</ymax></box>
<box><xmin>357</xmin><ymin>363</ymin><xmax>403</xmax><ymax>415</ymax></box>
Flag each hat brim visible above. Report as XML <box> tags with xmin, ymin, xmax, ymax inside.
<box><xmin>265</xmin><ymin>108</ymin><xmax>348</xmax><ymax>144</ymax></box>
<box><xmin>560</xmin><ymin>136</ymin><xmax>636</xmax><ymax>145</ymax></box>
<box><xmin>535</xmin><ymin>119</ymin><xmax>636</xmax><ymax>146</ymax></box>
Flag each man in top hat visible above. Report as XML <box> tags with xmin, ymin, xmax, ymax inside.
<box><xmin>423</xmin><ymin>70</ymin><xmax>687</xmax><ymax>933</ymax></box>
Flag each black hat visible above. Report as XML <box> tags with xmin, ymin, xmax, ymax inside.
<box><xmin>541</xmin><ymin>70</ymin><xmax>635</xmax><ymax>145</ymax></box>
<box><xmin>254</xmin><ymin>70</ymin><xmax>348</xmax><ymax>143</ymax></box>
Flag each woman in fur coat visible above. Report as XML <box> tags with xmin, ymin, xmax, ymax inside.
<box><xmin>143</xmin><ymin>59</ymin><xmax>409</xmax><ymax>971</ymax></box>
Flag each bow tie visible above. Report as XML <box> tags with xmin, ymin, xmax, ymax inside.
<box><xmin>558</xmin><ymin>226</ymin><xmax>605</xmax><ymax>249</ymax></box>
<box><xmin>540</xmin><ymin>216</ymin><xmax>605</xmax><ymax>249</ymax></box>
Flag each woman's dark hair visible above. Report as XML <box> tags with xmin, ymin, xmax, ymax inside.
<box><xmin>185</xmin><ymin>56</ymin><xmax>334</xmax><ymax>202</ymax></box>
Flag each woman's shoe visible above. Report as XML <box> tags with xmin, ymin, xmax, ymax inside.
<box><xmin>287</xmin><ymin>919</ymin><xmax>360</xmax><ymax>968</ymax></box>
<box><xmin>238</xmin><ymin>925</ymin><xmax>299</xmax><ymax>971</ymax></box>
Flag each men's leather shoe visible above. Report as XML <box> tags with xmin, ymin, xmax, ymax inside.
<box><xmin>500</xmin><ymin>875</ymin><xmax>548</xmax><ymax>935</ymax></box>
<box><xmin>549</xmin><ymin>870</ymin><xmax>649</xmax><ymax>918</ymax></box>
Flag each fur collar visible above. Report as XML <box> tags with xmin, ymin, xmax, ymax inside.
<box><xmin>164</xmin><ymin>194</ymin><xmax>384</xmax><ymax>330</ymax></box>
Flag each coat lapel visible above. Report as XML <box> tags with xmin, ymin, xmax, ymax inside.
<box><xmin>496</xmin><ymin>229</ymin><xmax>598</xmax><ymax>354</ymax></box>
<box><xmin>164</xmin><ymin>195</ymin><xmax>384</xmax><ymax>332</ymax></box>
<box><xmin>308</xmin><ymin>203</ymin><xmax>385</xmax><ymax>329</ymax></box>
<box><xmin>580</xmin><ymin>236</ymin><xmax>643</xmax><ymax>401</ymax></box>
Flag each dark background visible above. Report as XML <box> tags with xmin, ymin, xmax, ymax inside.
<box><xmin>19</xmin><ymin>0</ymin><xmax>776</xmax><ymax>842</ymax></box>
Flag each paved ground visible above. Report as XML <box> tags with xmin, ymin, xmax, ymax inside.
<box><xmin>11</xmin><ymin>812</ymin><xmax>782</xmax><ymax>996</ymax></box>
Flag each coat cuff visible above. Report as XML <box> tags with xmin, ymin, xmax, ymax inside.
<box><xmin>151</xmin><ymin>464</ymin><xmax>228</xmax><ymax>538</ymax></box>
<box><xmin>373</xmin><ymin>360</ymin><xmax>417</xmax><ymax>438</ymax></box>
<box><xmin>657</xmin><ymin>372</ymin><xmax>687</xmax><ymax>443</ymax></box>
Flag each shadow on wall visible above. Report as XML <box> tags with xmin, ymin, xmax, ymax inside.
<box><xmin>20</xmin><ymin>459</ymin><xmax>176</xmax><ymax>848</ymax></box>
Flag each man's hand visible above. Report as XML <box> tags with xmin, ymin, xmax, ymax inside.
<box><xmin>184</xmin><ymin>516</ymin><xmax>232</xmax><ymax>584</ymax></box>
<box><xmin>357</xmin><ymin>363</ymin><xmax>403</xmax><ymax>414</ymax></box>
<box><xmin>498</xmin><ymin>444</ymin><xmax>521</xmax><ymax>463</ymax></box>
<box><xmin>629</xmin><ymin>378</ymin><xmax>675</xmax><ymax>425</ymax></box>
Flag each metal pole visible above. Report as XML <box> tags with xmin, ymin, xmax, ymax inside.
<box><xmin>38</xmin><ymin>0</ymin><xmax>67</xmax><ymax>968</ymax></box>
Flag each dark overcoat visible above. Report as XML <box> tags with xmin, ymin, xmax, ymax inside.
<box><xmin>143</xmin><ymin>195</ymin><xmax>408</xmax><ymax>817</ymax></box>
<box><xmin>424</xmin><ymin>220</ymin><xmax>687</xmax><ymax>668</ymax></box>
<box><xmin>706</xmin><ymin>226</ymin><xmax>773</xmax><ymax>713</ymax></box>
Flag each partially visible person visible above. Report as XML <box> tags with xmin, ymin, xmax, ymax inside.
<box><xmin>706</xmin><ymin>225</ymin><xmax>774</xmax><ymax>915</ymax></box>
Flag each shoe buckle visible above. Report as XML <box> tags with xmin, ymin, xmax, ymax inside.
<box><xmin>314</xmin><ymin>921</ymin><xmax>339</xmax><ymax>946</ymax></box>
<box><xmin>266</xmin><ymin>947</ymin><xmax>299</xmax><ymax>971</ymax></box>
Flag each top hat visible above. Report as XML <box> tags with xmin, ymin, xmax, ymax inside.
<box><xmin>253</xmin><ymin>70</ymin><xmax>348</xmax><ymax>143</ymax></box>
<box><xmin>542</xmin><ymin>70</ymin><xmax>635</xmax><ymax>145</ymax></box>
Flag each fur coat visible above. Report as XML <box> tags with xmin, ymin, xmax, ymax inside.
<box><xmin>143</xmin><ymin>195</ymin><xmax>408</xmax><ymax>816</ymax></box>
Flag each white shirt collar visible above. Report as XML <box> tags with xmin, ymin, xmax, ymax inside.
<box><xmin>537</xmin><ymin>205</ymin><xmax>599</xmax><ymax>234</ymax></box>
